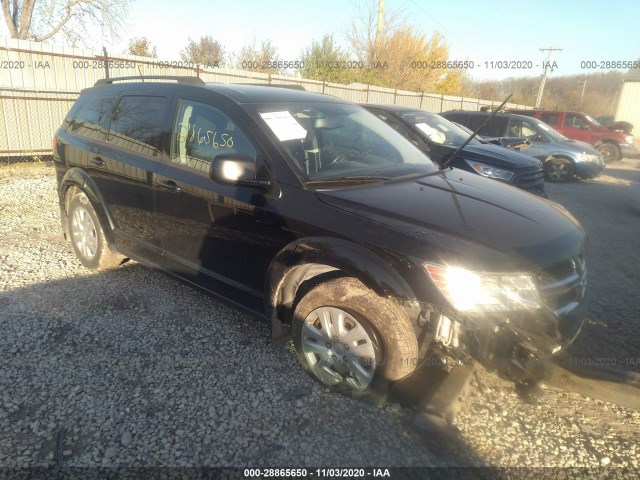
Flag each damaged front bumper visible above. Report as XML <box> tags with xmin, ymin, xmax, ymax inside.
<box><xmin>442</xmin><ymin>301</ymin><xmax>586</xmax><ymax>384</ymax></box>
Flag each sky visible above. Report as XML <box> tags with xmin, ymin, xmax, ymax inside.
<box><xmin>3</xmin><ymin>0</ymin><xmax>640</xmax><ymax>81</ymax></box>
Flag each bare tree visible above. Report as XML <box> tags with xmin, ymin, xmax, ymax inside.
<box><xmin>180</xmin><ymin>36</ymin><xmax>225</xmax><ymax>67</ymax></box>
<box><xmin>1</xmin><ymin>0</ymin><xmax>130</xmax><ymax>43</ymax></box>
<box><xmin>472</xmin><ymin>71</ymin><xmax>624</xmax><ymax>114</ymax></box>
<box><xmin>127</xmin><ymin>36</ymin><xmax>157</xmax><ymax>58</ymax></box>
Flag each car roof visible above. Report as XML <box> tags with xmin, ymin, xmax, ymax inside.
<box><xmin>86</xmin><ymin>78</ymin><xmax>347</xmax><ymax>104</ymax></box>
<box><xmin>511</xmin><ymin>109</ymin><xmax>595</xmax><ymax>116</ymax></box>
<box><xmin>441</xmin><ymin>110</ymin><xmax>544</xmax><ymax>122</ymax></box>
<box><xmin>362</xmin><ymin>103</ymin><xmax>429</xmax><ymax>114</ymax></box>
<box><xmin>204</xmin><ymin>83</ymin><xmax>346</xmax><ymax>103</ymax></box>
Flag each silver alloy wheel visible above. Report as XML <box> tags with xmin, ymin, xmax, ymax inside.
<box><xmin>71</xmin><ymin>206</ymin><xmax>98</xmax><ymax>260</ymax></box>
<box><xmin>300</xmin><ymin>306</ymin><xmax>376</xmax><ymax>391</ymax></box>
<box><xmin>548</xmin><ymin>162</ymin><xmax>570</xmax><ymax>182</ymax></box>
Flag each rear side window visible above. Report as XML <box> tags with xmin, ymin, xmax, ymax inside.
<box><xmin>467</xmin><ymin>115</ymin><xmax>508</xmax><ymax>137</ymax></box>
<box><xmin>442</xmin><ymin>113</ymin><xmax>469</xmax><ymax>125</ymax></box>
<box><xmin>540</xmin><ymin>113</ymin><xmax>559</xmax><ymax>126</ymax></box>
<box><xmin>108</xmin><ymin>96</ymin><xmax>169</xmax><ymax>156</ymax></box>
<box><xmin>171</xmin><ymin>99</ymin><xmax>256</xmax><ymax>173</ymax></box>
<box><xmin>507</xmin><ymin>119</ymin><xmax>538</xmax><ymax>138</ymax></box>
<box><xmin>67</xmin><ymin>96</ymin><xmax>117</xmax><ymax>141</ymax></box>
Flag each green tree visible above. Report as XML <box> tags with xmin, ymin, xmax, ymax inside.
<box><xmin>127</xmin><ymin>37</ymin><xmax>157</xmax><ymax>58</ymax></box>
<box><xmin>180</xmin><ymin>36</ymin><xmax>225</xmax><ymax>67</ymax></box>
<box><xmin>300</xmin><ymin>35</ymin><xmax>354</xmax><ymax>83</ymax></box>
<box><xmin>236</xmin><ymin>39</ymin><xmax>282</xmax><ymax>74</ymax></box>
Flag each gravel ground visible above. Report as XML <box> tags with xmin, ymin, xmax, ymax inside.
<box><xmin>544</xmin><ymin>157</ymin><xmax>640</xmax><ymax>373</ymax></box>
<box><xmin>0</xmin><ymin>160</ymin><xmax>639</xmax><ymax>471</ymax></box>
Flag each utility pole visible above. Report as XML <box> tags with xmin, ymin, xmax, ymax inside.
<box><xmin>578</xmin><ymin>79</ymin><xmax>588</xmax><ymax>105</ymax></box>
<box><xmin>376</xmin><ymin>0</ymin><xmax>384</xmax><ymax>44</ymax></box>
<box><xmin>535</xmin><ymin>47</ymin><xmax>563</xmax><ymax>108</ymax></box>
<box><xmin>373</xmin><ymin>0</ymin><xmax>384</xmax><ymax>65</ymax></box>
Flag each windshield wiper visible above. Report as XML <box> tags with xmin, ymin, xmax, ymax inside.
<box><xmin>306</xmin><ymin>170</ymin><xmax>442</xmax><ymax>185</ymax></box>
<box><xmin>306</xmin><ymin>175</ymin><xmax>391</xmax><ymax>185</ymax></box>
<box><xmin>440</xmin><ymin>94</ymin><xmax>512</xmax><ymax>170</ymax></box>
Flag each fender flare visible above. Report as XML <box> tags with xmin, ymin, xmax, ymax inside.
<box><xmin>264</xmin><ymin>236</ymin><xmax>418</xmax><ymax>324</ymax></box>
<box><xmin>58</xmin><ymin>167</ymin><xmax>116</xmax><ymax>244</ymax></box>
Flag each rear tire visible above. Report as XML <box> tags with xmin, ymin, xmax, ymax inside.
<box><xmin>292</xmin><ymin>277</ymin><xmax>418</xmax><ymax>392</ymax></box>
<box><xmin>544</xmin><ymin>158</ymin><xmax>573</xmax><ymax>183</ymax></box>
<box><xmin>597</xmin><ymin>143</ymin><xmax>620</xmax><ymax>163</ymax></box>
<box><xmin>68</xmin><ymin>193</ymin><xmax>124</xmax><ymax>270</ymax></box>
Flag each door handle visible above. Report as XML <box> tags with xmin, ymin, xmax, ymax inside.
<box><xmin>91</xmin><ymin>156</ymin><xmax>106</xmax><ymax>166</ymax></box>
<box><xmin>158</xmin><ymin>180</ymin><xmax>181</xmax><ymax>193</ymax></box>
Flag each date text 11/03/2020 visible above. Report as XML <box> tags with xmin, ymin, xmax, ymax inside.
<box><xmin>244</xmin><ymin>468</ymin><xmax>391</xmax><ymax>477</ymax></box>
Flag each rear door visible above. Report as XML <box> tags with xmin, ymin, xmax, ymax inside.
<box><xmin>95</xmin><ymin>93</ymin><xmax>172</xmax><ymax>259</ymax></box>
<box><xmin>154</xmin><ymin>93</ymin><xmax>291</xmax><ymax>308</ymax></box>
<box><xmin>506</xmin><ymin>117</ymin><xmax>552</xmax><ymax>160</ymax></box>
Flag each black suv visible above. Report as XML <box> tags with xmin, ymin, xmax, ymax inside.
<box><xmin>54</xmin><ymin>76</ymin><xmax>588</xmax><ymax>395</ymax></box>
<box><xmin>362</xmin><ymin>104</ymin><xmax>545</xmax><ymax>195</ymax></box>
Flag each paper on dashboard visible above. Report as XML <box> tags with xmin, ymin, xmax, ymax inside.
<box><xmin>260</xmin><ymin>111</ymin><xmax>307</xmax><ymax>141</ymax></box>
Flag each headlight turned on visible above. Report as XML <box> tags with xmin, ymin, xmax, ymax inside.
<box><xmin>424</xmin><ymin>263</ymin><xmax>542</xmax><ymax>313</ymax></box>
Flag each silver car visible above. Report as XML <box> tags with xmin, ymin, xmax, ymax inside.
<box><xmin>441</xmin><ymin>111</ymin><xmax>606</xmax><ymax>183</ymax></box>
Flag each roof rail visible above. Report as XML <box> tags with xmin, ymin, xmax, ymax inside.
<box><xmin>94</xmin><ymin>76</ymin><xmax>205</xmax><ymax>86</ymax></box>
<box><xmin>234</xmin><ymin>83</ymin><xmax>306</xmax><ymax>91</ymax></box>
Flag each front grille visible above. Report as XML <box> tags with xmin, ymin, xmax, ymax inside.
<box><xmin>515</xmin><ymin>164</ymin><xmax>545</xmax><ymax>189</ymax></box>
<box><xmin>536</xmin><ymin>256</ymin><xmax>587</xmax><ymax>316</ymax></box>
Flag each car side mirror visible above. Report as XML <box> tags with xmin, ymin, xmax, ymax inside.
<box><xmin>210</xmin><ymin>154</ymin><xmax>271</xmax><ymax>189</ymax></box>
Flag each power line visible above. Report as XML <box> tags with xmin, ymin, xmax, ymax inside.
<box><xmin>405</xmin><ymin>0</ymin><xmax>487</xmax><ymax>61</ymax></box>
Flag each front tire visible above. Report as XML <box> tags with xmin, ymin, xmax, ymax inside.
<box><xmin>544</xmin><ymin>158</ymin><xmax>573</xmax><ymax>183</ymax></box>
<box><xmin>68</xmin><ymin>193</ymin><xmax>123</xmax><ymax>270</ymax></box>
<box><xmin>597</xmin><ymin>143</ymin><xmax>620</xmax><ymax>163</ymax></box>
<box><xmin>292</xmin><ymin>277</ymin><xmax>418</xmax><ymax>392</ymax></box>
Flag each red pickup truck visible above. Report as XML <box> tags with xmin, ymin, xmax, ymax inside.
<box><xmin>507</xmin><ymin>109</ymin><xmax>635</xmax><ymax>162</ymax></box>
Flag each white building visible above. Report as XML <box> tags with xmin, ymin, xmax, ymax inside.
<box><xmin>615</xmin><ymin>78</ymin><xmax>640</xmax><ymax>137</ymax></box>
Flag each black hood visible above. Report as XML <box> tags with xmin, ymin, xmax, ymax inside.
<box><xmin>605</xmin><ymin>121</ymin><xmax>633</xmax><ymax>133</ymax></box>
<box><xmin>317</xmin><ymin>169</ymin><xmax>584</xmax><ymax>269</ymax></box>
<box><xmin>449</xmin><ymin>143</ymin><xmax>541</xmax><ymax>169</ymax></box>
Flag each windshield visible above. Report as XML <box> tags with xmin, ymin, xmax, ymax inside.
<box><xmin>400</xmin><ymin>111</ymin><xmax>481</xmax><ymax>146</ymax></box>
<box><xmin>585</xmin><ymin>114</ymin><xmax>602</xmax><ymax>127</ymax></box>
<box><xmin>248</xmin><ymin>102</ymin><xmax>438</xmax><ymax>181</ymax></box>
<box><xmin>533</xmin><ymin>119</ymin><xmax>568</xmax><ymax>142</ymax></box>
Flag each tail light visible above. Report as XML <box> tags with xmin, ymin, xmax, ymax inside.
<box><xmin>52</xmin><ymin>137</ymin><xmax>57</xmax><ymax>154</ymax></box>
